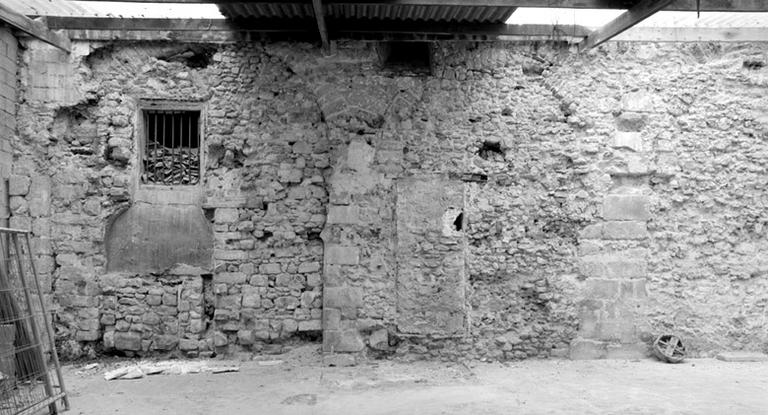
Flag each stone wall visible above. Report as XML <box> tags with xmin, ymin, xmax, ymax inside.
<box><xmin>0</xmin><ymin>25</ymin><xmax>17</xmax><ymax>228</ymax></box>
<box><xmin>9</xmin><ymin>39</ymin><xmax>768</xmax><ymax>360</ymax></box>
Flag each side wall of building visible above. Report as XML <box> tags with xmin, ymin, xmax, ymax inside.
<box><xmin>9</xmin><ymin>40</ymin><xmax>768</xmax><ymax>360</ymax></box>
<box><xmin>0</xmin><ymin>25</ymin><xmax>18</xmax><ymax>228</ymax></box>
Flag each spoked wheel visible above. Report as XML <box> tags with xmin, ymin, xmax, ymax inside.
<box><xmin>653</xmin><ymin>334</ymin><xmax>686</xmax><ymax>363</ymax></box>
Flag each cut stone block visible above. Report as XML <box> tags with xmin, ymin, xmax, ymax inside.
<box><xmin>8</xmin><ymin>175</ymin><xmax>30</xmax><ymax>196</ymax></box>
<box><xmin>615</xmin><ymin>112</ymin><xmax>648</xmax><ymax>132</ymax></box>
<box><xmin>323</xmin><ymin>286</ymin><xmax>363</xmax><ymax>310</ymax></box>
<box><xmin>612</xmin><ymin>132</ymin><xmax>643</xmax><ymax>152</ymax></box>
<box><xmin>323</xmin><ymin>354</ymin><xmax>357</xmax><ymax>367</ymax></box>
<box><xmin>579</xmin><ymin>255</ymin><xmax>647</xmax><ymax>279</ymax></box>
<box><xmin>323</xmin><ymin>329</ymin><xmax>364</xmax><ymax>353</ymax></box>
<box><xmin>570</xmin><ymin>339</ymin><xmax>607</xmax><ymax>360</ymax></box>
<box><xmin>586</xmin><ymin>279</ymin><xmax>620</xmax><ymax>299</ymax></box>
<box><xmin>602</xmin><ymin>221</ymin><xmax>648</xmax><ymax>240</ymax></box>
<box><xmin>114</xmin><ymin>332</ymin><xmax>141</xmax><ymax>351</ymax></box>
<box><xmin>325</xmin><ymin>246</ymin><xmax>360</xmax><ymax>265</ymax></box>
<box><xmin>368</xmin><ymin>328</ymin><xmax>389</xmax><ymax>350</ymax></box>
<box><xmin>326</xmin><ymin>205</ymin><xmax>360</xmax><ymax>225</ymax></box>
<box><xmin>606</xmin><ymin>342</ymin><xmax>648</xmax><ymax>359</ymax></box>
<box><xmin>603</xmin><ymin>194</ymin><xmax>650</xmax><ymax>221</ymax></box>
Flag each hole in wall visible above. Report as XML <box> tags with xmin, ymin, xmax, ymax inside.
<box><xmin>743</xmin><ymin>59</ymin><xmax>766</xmax><ymax>70</ymax></box>
<box><xmin>380</xmin><ymin>42</ymin><xmax>432</xmax><ymax>74</ymax></box>
<box><xmin>201</xmin><ymin>274</ymin><xmax>215</xmax><ymax>328</ymax></box>
<box><xmin>453</xmin><ymin>212</ymin><xmax>464</xmax><ymax>232</ymax></box>
<box><xmin>203</xmin><ymin>208</ymin><xmax>215</xmax><ymax>222</ymax></box>
<box><xmin>477</xmin><ymin>140</ymin><xmax>504</xmax><ymax>161</ymax></box>
<box><xmin>157</xmin><ymin>45</ymin><xmax>217</xmax><ymax>69</ymax></box>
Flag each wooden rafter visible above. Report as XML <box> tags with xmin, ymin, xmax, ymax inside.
<box><xmin>42</xmin><ymin>17</ymin><xmax>590</xmax><ymax>42</ymax></box>
<box><xmin>63</xmin><ymin>0</ymin><xmax>768</xmax><ymax>12</ymax></box>
<box><xmin>312</xmin><ymin>0</ymin><xmax>330</xmax><ymax>52</ymax></box>
<box><xmin>579</xmin><ymin>0</ymin><xmax>674</xmax><ymax>51</ymax></box>
<box><xmin>0</xmin><ymin>2</ymin><xmax>71</xmax><ymax>52</ymax></box>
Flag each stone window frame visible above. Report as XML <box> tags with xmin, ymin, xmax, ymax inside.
<box><xmin>136</xmin><ymin>99</ymin><xmax>207</xmax><ymax>190</ymax></box>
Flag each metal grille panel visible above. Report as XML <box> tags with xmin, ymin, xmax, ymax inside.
<box><xmin>142</xmin><ymin>110</ymin><xmax>201</xmax><ymax>186</ymax></box>
<box><xmin>0</xmin><ymin>228</ymin><xmax>68</xmax><ymax>415</ymax></box>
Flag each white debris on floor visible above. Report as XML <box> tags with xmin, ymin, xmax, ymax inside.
<box><xmin>103</xmin><ymin>360</ymin><xmax>241</xmax><ymax>380</ymax></box>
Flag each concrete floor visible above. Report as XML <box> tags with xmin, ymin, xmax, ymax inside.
<box><xmin>61</xmin><ymin>346</ymin><xmax>768</xmax><ymax>415</ymax></box>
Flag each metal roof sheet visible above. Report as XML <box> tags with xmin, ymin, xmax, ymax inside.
<box><xmin>218</xmin><ymin>3</ymin><xmax>516</xmax><ymax>24</ymax></box>
<box><xmin>6</xmin><ymin>0</ymin><xmax>96</xmax><ymax>17</ymax></box>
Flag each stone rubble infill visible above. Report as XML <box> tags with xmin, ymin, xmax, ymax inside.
<box><xmin>103</xmin><ymin>360</ymin><xmax>241</xmax><ymax>380</ymax></box>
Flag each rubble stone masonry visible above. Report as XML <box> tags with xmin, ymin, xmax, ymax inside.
<box><xmin>7</xmin><ymin>39</ymin><xmax>768</xmax><ymax>360</ymax></box>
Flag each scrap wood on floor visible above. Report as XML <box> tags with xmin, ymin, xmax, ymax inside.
<box><xmin>103</xmin><ymin>360</ymin><xmax>240</xmax><ymax>380</ymax></box>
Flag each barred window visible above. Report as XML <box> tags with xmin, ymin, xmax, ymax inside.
<box><xmin>141</xmin><ymin>109</ymin><xmax>201</xmax><ymax>185</ymax></box>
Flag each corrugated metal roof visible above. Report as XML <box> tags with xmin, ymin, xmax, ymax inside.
<box><xmin>219</xmin><ymin>3</ymin><xmax>315</xmax><ymax>20</ymax></box>
<box><xmin>508</xmin><ymin>9</ymin><xmax>768</xmax><ymax>29</ymax></box>
<box><xmin>6</xmin><ymin>0</ymin><xmax>96</xmax><ymax>17</ymax></box>
<box><xmin>218</xmin><ymin>3</ymin><xmax>516</xmax><ymax>24</ymax></box>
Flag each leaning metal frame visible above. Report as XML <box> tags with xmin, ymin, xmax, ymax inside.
<box><xmin>0</xmin><ymin>227</ymin><xmax>68</xmax><ymax>414</ymax></box>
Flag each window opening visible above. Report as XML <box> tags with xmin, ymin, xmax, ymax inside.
<box><xmin>142</xmin><ymin>110</ymin><xmax>201</xmax><ymax>185</ymax></box>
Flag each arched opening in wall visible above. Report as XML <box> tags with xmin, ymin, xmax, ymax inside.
<box><xmin>380</xmin><ymin>42</ymin><xmax>432</xmax><ymax>75</ymax></box>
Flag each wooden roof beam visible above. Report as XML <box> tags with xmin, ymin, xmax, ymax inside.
<box><xmin>579</xmin><ymin>0</ymin><xmax>674</xmax><ymax>51</ymax></box>
<box><xmin>64</xmin><ymin>0</ymin><xmax>768</xmax><ymax>12</ymax></box>
<box><xmin>43</xmin><ymin>17</ymin><xmax>590</xmax><ymax>41</ymax></box>
<box><xmin>312</xmin><ymin>0</ymin><xmax>330</xmax><ymax>53</ymax></box>
<box><xmin>0</xmin><ymin>2</ymin><xmax>71</xmax><ymax>52</ymax></box>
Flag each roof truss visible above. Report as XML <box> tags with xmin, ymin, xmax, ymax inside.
<box><xmin>579</xmin><ymin>0</ymin><xmax>675</xmax><ymax>50</ymax></box>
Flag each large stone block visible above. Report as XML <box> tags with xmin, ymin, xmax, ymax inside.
<box><xmin>615</xmin><ymin>112</ymin><xmax>648</xmax><ymax>132</ymax></box>
<box><xmin>620</xmin><ymin>91</ymin><xmax>657</xmax><ymax>113</ymax></box>
<box><xmin>214</xmin><ymin>208</ymin><xmax>239</xmax><ymax>223</ymax></box>
<box><xmin>241</xmin><ymin>286</ymin><xmax>261</xmax><ymax>308</ymax></box>
<box><xmin>8</xmin><ymin>175</ymin><xmax>30</xmax><ymax>196</ymax></box>
<box><xmin>605</xmin><ymin>342</ymin><xmax>648</xmax><ymax>359</ymax></box>
<box><xmin>152</xmin><ymin>335</ymin><xmax>179</xmax><ymax>351</ymax></box>
<box><xmin>259</xmin><ymin>263</ymin><xmax>282</xmax><ymax>274</ymax></box>
<box><xmin>601</xmin><ymin>221</ymin><xmax>648</xmax><ymax>240</ymax></box>
<box><xmin>619</xmin><ymin>279</ymin><xmax>647</xmax><ymax>299</ymax></box>
<box><xmin>579</xmin><ymin>254</ymin><xmax>647</xmax><ymax>279</ymax></box>
<box><xmin>298</xmin><ymin>262</ymin><xmax>321</xmax><ymax>274</ymax></box>
<box><xmin>114</xmin><ymin>332</ymin><xmax>141</xmax><ymax>351</ymax></box>
<box><xmin>325</xmin><ymin>246</ymin><xmax>360</xmax><ymax>265</ymax></box>
<box><xmin>603</xmin><ymin>195</ymin><xmax>650</xmax><ymax>221</ymax></box>
<box><xmin>298</xmin><ymin>319</ymin><xmax>321</xmax><ymax>332</ymax></box>
<box><xmin>323</xmin><ymin>287</ymin><xmax>363</xmax><ymax>310</ymax></box>
<box><xmin>323</xmin><ymin>329</ymin><xmax>364</xmax><ymax>353</ymax></box>
<box><xmin>215</xmin><ymin>272</ymin><xmax>247</xmax><ymax>285</ymax></box>
<box><xmin>368</xmin><ymin>328</ymin><xmax>389</xmax><ymax>350</ymax></box>
<box><xmin>569</xmin><ymin>339</ymin><xmax>607</xmax><ymax>360</ymax></box>
<box><xmin>326</xmin><ymin>206</ymin><xmax>360</xmax><ymax>225</ymax></box>
<box><xmin>612</xmin><ymin>132</ymin><xmax>643</xmax><ymax>152</ymax></box>
<box><xmin>27</xmin><ymin>176</ymin><xmax>51</xmax><ymax>217</ymax></box>
<box><xmin>323</xmin><ymin>308</ymin><xmax>341</xmax><ymax>330</ymax></box>
<box><xmin>585</xmin><ymin>279</ymin><xmax>620</xmax><ymax>299</ymax></box>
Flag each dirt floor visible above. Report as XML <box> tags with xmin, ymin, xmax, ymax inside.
<box><xmin>59</xmin><ymin>345</ymin><xmax>768</xmax><ymax>415</ymax></box>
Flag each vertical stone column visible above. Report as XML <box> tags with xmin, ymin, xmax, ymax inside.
<box><xmin>571</xmin><ymin>91</ymin><xmax>655</xmax><ymax>359</ymax></box>
<box><xmin>321</xmin><ymin>139</ymin><xmax>387</xmax><ymax>362</ymax></box>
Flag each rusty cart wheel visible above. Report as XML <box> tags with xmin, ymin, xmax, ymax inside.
<box><xmin>653</xmin><ymin>334</ymin><xmax>686</xmax><ymax>363</ymax></box>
